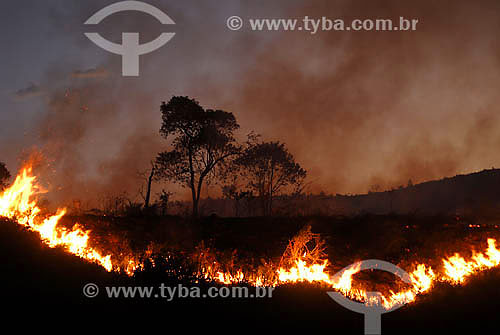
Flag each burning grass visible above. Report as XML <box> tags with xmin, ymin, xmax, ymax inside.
<box><xmin>2</xmin><ymin>164</ymin><xmax>500</xmax><ymax>311</ymax></box>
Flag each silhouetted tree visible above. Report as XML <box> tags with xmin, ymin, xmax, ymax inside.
<box><xmin>235</xmin><ymin>139</ymin><xmax>306</xmax><ymax>216</ymax></box>
<box><xmin>155</xmin><ymin>97</ymin><xmax>240</xmax><ymax>218</ymax></box>
<box><xmin>138</xmin><ymin>161</ymin><xmax>156</xmax><ymax>209</ymax></box>
<box><xmin>0</xmin><ymin>162</ymin><xmax>11</xmax><ymax>191</ymax></box>
<box><xmin>222</xmin><ymin>183</ymin><xmax>252</xmax><ymax>217</ymax></box>
<box><xmin>157</xmin><ymin>189</ymin><xmax>173</xmax><ymax>216</ymax></box>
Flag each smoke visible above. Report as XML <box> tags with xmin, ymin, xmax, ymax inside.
<box><xmin>16</xmin><ymin>0</ymin><xmax>285</xmax><ymax>206</ymax></box>
<box><xmin>7</xmin><ymin>0</ymin><xmax>500</xmax><ymax>205</ymax></box>
<box><xmin>215</xmin><ymin>0</ymin><xmax>500</xmax><ymax>193</ymax></box>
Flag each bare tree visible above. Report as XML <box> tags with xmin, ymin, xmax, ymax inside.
<box><xmin>138</xmin><ymin>161</ymin><xmax>156</xmax><ymax>209</ymax></box>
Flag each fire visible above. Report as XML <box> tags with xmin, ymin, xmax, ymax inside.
<box><xmin>331</xmin><ymin>262</ymin><xmax>361</xmax><ymax>294</ymax></box>
<box><xmin>442</xmin><ymin>238</ymin><xmax>500</xmax><ymax>284</ymax></box>
<box><xmin>0</xmin><ymin>167</ymin><xmax>40</xmax><ymax>226</ymax></box>
<box><xmin>408</xmin><ymin>264</ymin><xmax>436</xmax><ymax>293</ymax></box>
<box><xmin>3</xmin><ymin>166</ymin><xmax>500</xmax><ymax>310</ymax></box>
<box><xmin>216</xmin><ymin>271</ymin><xmax>245</xmax><ymax>285</ymax></box>
<box><xmin>278</xmin><ymin>259</ymin><xmax>332</xmax><ymax>284</ymax></box>
<box><xmin>206</xmin><ymin>238</ymin><xmax>500</xmax><ymax>310</ymax></box>
<box><xmin>0</xmin><ymin>166</ymin><xmax>113</xmax><ymax>271</ymax></box>
<box><xmin>442</xmin><ymin>254</ymin><xmax>476</xmax><ymax>284</ymax></box>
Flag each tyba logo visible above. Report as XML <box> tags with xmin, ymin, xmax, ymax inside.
<box><xmin>84</xmin><ymin>1</ymin><xmax>175</xmax><ymax>76</ymax></box>
<box><xmin>327</xmin><ymin>259</ymin><xmax>413</xmax><ymax>335</ymax></box>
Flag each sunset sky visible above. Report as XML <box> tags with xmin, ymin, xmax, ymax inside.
<box><xmin>2</xmin><ymin>0</ymin><xmax>500</xmax><ymax>204</ymax></box>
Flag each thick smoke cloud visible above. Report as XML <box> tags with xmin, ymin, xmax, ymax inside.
<box><xmin>4</xmin><ymin>0</ymin><xmax>500</xmax><ymax>206</ymax></box>
<box><xmin>218</xmin><ymin>0</ymin><xmax>500</xmax><ymax>193</ymax></box>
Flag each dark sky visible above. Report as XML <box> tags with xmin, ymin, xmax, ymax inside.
<box><xmin>2</xmin><ymin>0</ymin><xmax>500</xmax><ymax>204</ymax></box>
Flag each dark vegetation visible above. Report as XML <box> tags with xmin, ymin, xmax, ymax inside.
<box><xmin>153</xmin><ymin>96</ymin><xmax>307</xmax><ymax>218</ymax></box>
<box><xmin>63</xmin><ymin>96</ymin><xmax>500</xmax><ymax>220</ymax></box>
<box><xmin>149</xmin><ymin>165</ymin><xmax>500</xmax><ymax>218</ymax></box>
<box><xmin>2</xmin><ymin>140</ymin><xmax>500</xmax><ymax>331</ymax></box>
<box><xmin>2</xmin><ymin>95</ymin><xmax>500</xmax><ymax>331</ymax></box>
<box><xmin>0</xmin><ymin>161</ymin><xmax>10</xmax><ymax>190</ymax></box>
<box><xmin>2</xmin><ymin>214</ymin><xmax>500</xmax><ymax>333</ymax></box>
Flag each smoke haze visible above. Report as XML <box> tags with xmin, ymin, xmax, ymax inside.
<box><xmin>2</xmin><ymin>0</ymin><xmax>500</xmax><ymax>205</ymax></box>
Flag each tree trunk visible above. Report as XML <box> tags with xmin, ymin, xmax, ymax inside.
<box><xmin>188</xmin><ymin>146</ymin><xmax>199</xmax><ymax>218</ymax></box>
<box><xmin>193</xmin><ymin>177</ymin><xmax>204</xmax><ymax>218</ymax></box>
<box><xmin>268</xmin><ymin>195</ymin><xmax>273</xmax><ymax>217</ymax></box>
<box><xmin>191</xmin><ymin>180</ymin><xmax>198</xmax><ymax>218</ymax></box>
<box><xmin>144</xmin><ymin>166</ymin><xmax>155</xmax><ymax>208</ymax></box>
<box><xmin>192</xmin><ymin>197</ymin><xmax>199</xmax><ymax>218</ymax></box>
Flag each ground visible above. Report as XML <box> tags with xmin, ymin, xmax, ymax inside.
<box><xmin>1</xmin><ymin>215</ymin><xmax>500</xmax><ymax>333</ymax></box>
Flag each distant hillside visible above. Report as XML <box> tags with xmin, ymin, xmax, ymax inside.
<box><xmin>277</xmin><ymin>168</ymin><xmax>500</xmax><ymax>218</ymax></box>
<box><xmin>196</xmin><ymin>169</ymin><xmax>500</xmax><ymax>218</ymax></box>
<box><xmin>338</xmin><ymin>168</ymin><xmax>500</xmax><ymax>217</ymax></box>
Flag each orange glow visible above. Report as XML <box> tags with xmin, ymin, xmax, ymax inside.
<box><xmin>3</xmin><ymin>166</ymin><xmax>500</xmax><ymax>310</ymax></box>
<box><xmin>0</xmin><ymin>166</ymin><xmax>113</xmax><ymax>271</ymax></box>
<box><xmin>278</xmin><ymin>259</ymin><xmax>332</xmax><ymax>284</ymax></box>
<box><xmin>205</xmin><ymin>238</ymin><xmax>500</xmax><ymax>310</ymax></box>
<box><xmin>441</xmin><ymin>238</ymin><xmax>500</xmax><ymax>284</ymax></box>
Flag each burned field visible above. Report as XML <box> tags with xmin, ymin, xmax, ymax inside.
<box><xmin>5</xmin><ymin>1</ymin><xmax>500</xmax><ymax>333</ymax></box>
<box><xmin>2</xmin><ymin>167</ymin><xmax>500</xmax><ymax>334</ymax></box>
<box><xmin>2</xmin><ymin>198</ymin><xmax>500</xmax><ymax>333</ymax></box>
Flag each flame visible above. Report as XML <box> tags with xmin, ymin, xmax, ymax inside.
<box><xmin>409</xmin><ymin>264</ymin><xmax>436</xmax><ymax>293</ymax></box>
<box><xmin>205</xmin><ymin>238</ymin><xmax>500</xmax><ymax>310</ymax></box>
<box><xmin>278</xmin><ymin>259</ymin><xmax>332</xmax><ymax>284</ymax></box>
<box><xmin>331</xmin><ymin>262</ymin><xmax>361</xmax><ymax>294</ymax></box>
<box><xmin>442</xmin><ymin>238</ymin><xmax>500</xmax><ymax>284</ymax></box>
<box><xmin>0</xmin><ymin>166</ymin><xmax>113</xmax><ymax>271</ymax></box>
<box><xmin>3</xmin><ymin>166</ymin><xmax>500</xmax><ymax>310</ymax></box>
